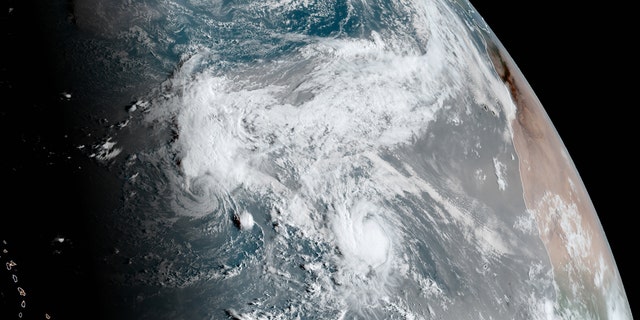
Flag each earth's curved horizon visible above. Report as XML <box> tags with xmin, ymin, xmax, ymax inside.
<box><xmin>1</xmin><ymin>0</ymin><xmax>633</xmax><ymax>319</ymax></box>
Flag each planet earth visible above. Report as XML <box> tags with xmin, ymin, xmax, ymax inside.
<box><xmin>0</xmin><ymin>0</ymin><xmax>633</xmax><ymax>319</ymax></box>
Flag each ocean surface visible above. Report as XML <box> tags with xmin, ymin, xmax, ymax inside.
<box><xmin>1</xmin><ymin>0</ymin><xmax>632</xmax><ymax>319</ymax></box>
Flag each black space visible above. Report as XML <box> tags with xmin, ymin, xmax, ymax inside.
<box><xmin>1</xmin><ymin>0</ymin><xmax>635</xmax><ymax>318</ymax></box>
<box><xmin>470</xmin><ymin>0</ymin><xmax>636</xmax><ymax>316</ymax></box>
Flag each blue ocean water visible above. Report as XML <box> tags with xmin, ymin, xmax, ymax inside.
<box><xmin>1</xmin><ymin>0</ymin><xmax>631</xmax><ymax>319</ymax></box>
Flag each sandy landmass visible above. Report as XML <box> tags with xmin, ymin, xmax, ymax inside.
<box><xmin>486</xmin><ymin>41</ymin><xmax>630</xmax><ymax>318</ymax></box>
